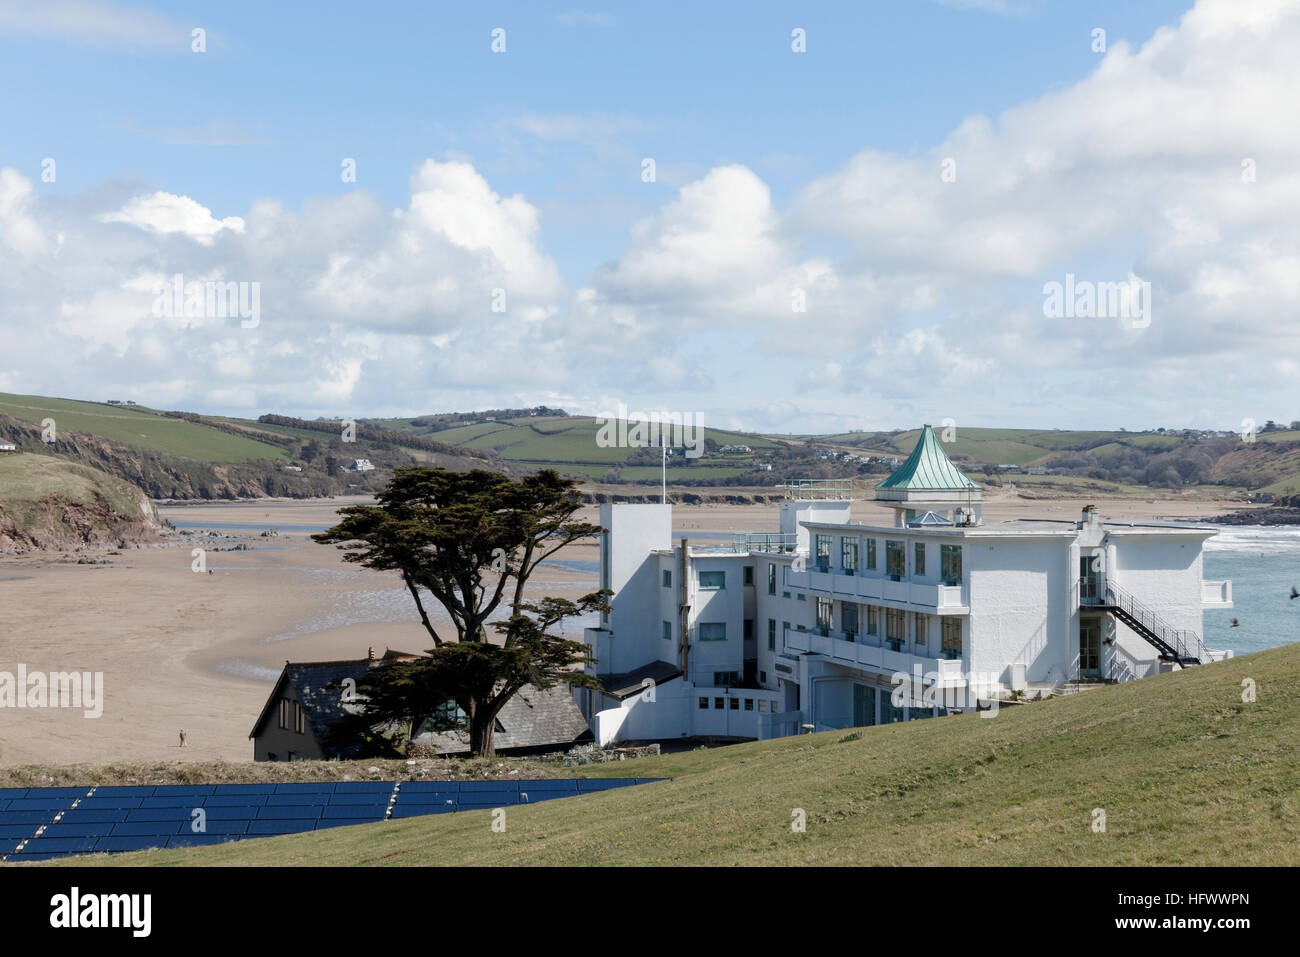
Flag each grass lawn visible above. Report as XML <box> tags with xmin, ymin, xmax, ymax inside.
<box><xmin>34</xmin><ymin>643</ymin><xmax>1300</xmax><ymax>867</ymax></box>
<box><xmin>0</xmin><ymin>393</ymin><xmax>286</xmax><ymax>463</ymax></box>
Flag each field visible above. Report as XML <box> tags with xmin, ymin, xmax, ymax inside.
<box><xmin>39</xmin><ymin>643</ymin><xmax>1300</xmax><ymax>867</ymax></box>
<box><xmin>0</xmin><ymin>393</ymin><xmax>286</xmax><ymax>463</ymax></box>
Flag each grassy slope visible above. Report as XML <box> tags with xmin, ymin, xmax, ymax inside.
<box><xmin>51</xmin><ymin>644</ymin><xmax>1300</xmax><ymax>867</ymax></box>
<box><xmin>0</xmin><ymin>453</ymin><xmax>147</xmax><ymax>519</ymax></box>
<box><xmin>0</xmin><ymin>393</ymin><xmax>286</xmax><ymax>463</ymax></box>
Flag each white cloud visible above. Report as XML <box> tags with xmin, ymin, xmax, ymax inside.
<box><xmin>100</xmin><ymin>192</ymin><xmax>245</xmax><ymax>245</ymax></box>
<box><xmin>0</xmin><ymin>0</ymin><xmax>187</xmax><ymax>49</ymax></box>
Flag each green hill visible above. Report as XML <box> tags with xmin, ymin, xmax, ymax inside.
<box><xmin>0</xmin><ymin>393</ymin><xmax>286</xmax><ymax>463</ymax></box>
<box><xmin>40</xmin><ymin>643</ymin><xmax>1300</xmax><ymax>867</ymax></box>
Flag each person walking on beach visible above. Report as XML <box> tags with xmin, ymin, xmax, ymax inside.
<box><xmin>178</xmin><ymin>729</ymin><xmax>187</xmax><ymax>748</ymax></box>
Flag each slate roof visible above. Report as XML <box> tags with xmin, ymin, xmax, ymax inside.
<box><xmin>413</xmin><ymin>682</ymin><xmax>593</xmax><ymax>755</ymax></box>
<box><xmin>248</xmin><ymin>650</ymin><xmax>421</xmax><ymax>755</ymax></box>
<box><xmin>876</xmin><ymin>424</ymin><xmax>981</xmax><ymax>492</ymax></box>
<box><xmin>596</xmin><ymin>661</ymin><xmax>684</xmax><ymax>700</ymax></box>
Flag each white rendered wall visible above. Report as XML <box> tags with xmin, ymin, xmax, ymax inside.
<box><xmin>599</xmin><ymin>504</ymin><xmax>672</xmax><ymax>675</ymax></box>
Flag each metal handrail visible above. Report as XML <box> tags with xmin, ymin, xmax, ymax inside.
<box><xmin>1081</xmin><ymin>577</ymin><xmax>1204</xmax><ymax>662</ymax></box>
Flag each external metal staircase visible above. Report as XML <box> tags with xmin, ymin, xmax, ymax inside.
<box><xmin>1080</xmin><ymin>578</ymin><xmax>1204</xmax><ymax>666</ymax></box>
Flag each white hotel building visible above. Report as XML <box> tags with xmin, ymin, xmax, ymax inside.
<box><xmin>576</xmin><ymin>426</ymin><xmax>1234</xmax><ymax>744</ymax></box>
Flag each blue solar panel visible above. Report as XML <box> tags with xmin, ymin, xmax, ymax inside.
<box><xmin>258</xmin><ymin>806</ymin><xmax>322</xmax><ymax>820</ymax></box>
<box><xmin>42</xmin><ymin>823</ymin><xmax>111</xmax><ymax>838</ymax></box>
<box><xmin>202</xmin><ymin>805</ymin><xmax>265</xmax><ymax>820</ymax></box>
<box><xmin>0</xmin><ymin>779</ymin><xmax>665</xmax><ymax>860</ymax></box>
<box><xmin>61</xmin><ymin>809</ymin><xmax>129</xmax><ymax>824</ymax></box>
<box><xmin>152</xmin><ymin>786</ymin><xmax>216</xmax><ymax>797</ymax></box>
<box><xmin>204</xmin><ymin>794</ymin><xmax>269</xmax><ymax>807</ymax></box>
<box><xmin>320</xmin><ymin>805</ymin><xmax>387</xmax><ymax>820</ymax></box>
<box><xmin>519</xmin><ymin>779</ymin><xmax>579</xmax><ymax>791</ymax></box>
<box><xmin>94</xmin><ymin>836</ymin><xmax>164</xmax><ymax>852</ymax></box>
<box><xmin>6</xmin><ymin>799</ymin><xmax>74</xmax><ymax>811</ymax></box>
<box><xmin>24</xmin><ymin>788</ymin><xmax>90</xmax><ymax>798</ymax></box>
<box><xmin>79</xmin><ymin>796</ymin><xmax>143</xmax><ymax>809</ymax></box>
<box><xmin>247</xmin><ymin>820</ymin><xmax>316</xmax><ymax>835</ymax></box>
<box><xmin>459</xmin><ymin>781</ymin><xmax>518</xmax><ymax>792</ymax></box>
<box><xmin>0</xmin><ymin>810</ymin><xmax>61</xmax><ymax>825</ymax></box>
<box><xmin>139</xmin><ymin>796</ymin><xmax>201</xmax><ymax>808</ymax></box>
<box><xmin>113</xmin><ymin>821</ymin><xmax>183</xmax><ymax>836</ymax></box>
<box><xmin>391</xmin><ymin>805</ymin><xmax>455</xmax><ymax>818</ymax></box>
<box><xmin>125</xmin><ymin>807</ymin><xmax>192</xmax><ymax>821</ymax></box>
<box><xmin>20</xmin><ymin>837</ymin><xmax>100</xmax><ymax>853</ymax></box>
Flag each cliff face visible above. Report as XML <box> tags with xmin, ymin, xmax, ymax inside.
<box><xmin>0</xmin><ymin>454</ymin><xmax>162</xmax><ymax>552</ymax></box>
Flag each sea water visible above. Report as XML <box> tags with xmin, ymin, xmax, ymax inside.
<box><xmin>1202</xmin><ymin>525</ymin><xmax>1300</xmax><ymax>656</ymax></box>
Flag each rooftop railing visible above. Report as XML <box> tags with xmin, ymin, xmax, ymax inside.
<box><xmin>728</xmin><ymin>531</ymin><xmax>800</xmax><ymax>553</ymax></box>
<box><xmin>780</xmin><ymin>479</ymin><xmax>855</xmax><ymax>501</ymax></box>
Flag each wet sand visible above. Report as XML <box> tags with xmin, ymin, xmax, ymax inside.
<box><xmin>0</xmin><ymin>492</ymin><xmax>1247</xmax><ymax>765</ymax></box>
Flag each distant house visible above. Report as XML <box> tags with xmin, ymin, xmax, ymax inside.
<box><xmin>0</xmin><ymin>440</ymin><xmax>16</xmax><ymax>453</ymax></box>
<box><xmin>348</xmin><ymin>458</ymin><xmax>375</xmax><ymax>471</ymax></box>
<box><xmin>249</xmin><ymin>648</ymin><xmax>422</xmax><ymax>761</ymax></box>
<box><xmin>249</xmin><ymin>648</ymin><xmax>592</xmax><ymax>760</ymax></box>
<box><xmin>718</xmin><ymin>444</ymin><xmax>752</xmax><ymax>455</ymax></box>
<box><xmin>999</xmin><ymin>464</ymin><xmax>1022</xmax><ymax>473</ymax></box>
<box><xmin>1026</xmin><ymin>466</ymin><xmax>1047</xmax><ymax>475</ymax></box>
<box><xmin>283</xmin><ymin>465</ymin><xmax>303</xmax><ymax>472</ymax></box>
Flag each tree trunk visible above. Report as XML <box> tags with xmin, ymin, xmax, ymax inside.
<box><xmin>469</xmin><ymin>706</ymin><xmax>496</xmax><ymax>757</ymax></box>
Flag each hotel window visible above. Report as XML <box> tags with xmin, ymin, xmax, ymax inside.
<box><xmin>841</xmin><ymin>538</ymin><xmax>858</xmax><ymax>573</ymax></box>
<box><xmin>842</xmin><ymin>603</ymin><xmax>859</xmax><ymax>640</ymax></box>
<box><xmin>699</xmin><ymin>697</ymin><xmax>709</xmax><ymax>709</ymax></box>
<box><xmin>662</xmin><ymin>620</ymin><xmax>672</xmax><ymax>641</ymax></box>
<box><xmin>294</xmin><ymin>701</ymin><xmax>305</xmax><ymax>734</ymax></box>
<box><xmin>783</xmin><ymin>591</ymin><xmax>791</xmax><ymax>599</ymax></box>
<box><xmin>941</xmin><ymin>545</ymin><xmax>963</xmax><ymax>586</ymax></box>
<box><xmin>758</xmin><ymin>699</ymin><xmax>768</xmax><ymax>712</ymax></box>
<box><xmin>715</xmin><ymin>698</ymin><xmax>724</xmax><ymax>709</ymax></box>
<box><xmin>699</xmin><ymin>570</ymin><xmax>725</xmax><ymax>590</ymax></box>
<box><xmin>866</xmin><ymin>606</ymin><xmax>878</xmax><ymax>636</ymax></box>
<box><xmin>814</xmin><ymin>535</ymin><xmax>832</xmax><ymax>571</ymax></box>
<box><xmin>768</xmin><ymin>618</ymin><xmax>776</xmax><ymax>651</ymax></box>
<box><xmin>744</xmin><ymin>698</ymin><xmax>754</xmax><ymax>711</ymax></box>
<box><xmin>942</xmin><ymin>618</ymin><xmax>963</xmax><ymax>660</ymax></box>
<box><xmin>729</xmin><ymin>698</ymin><xmax>740</xmax><ymax>710</ymax></box>
<box><xmin>914</xmin><ymin>543</ymin><xmax>926</xmax><ymax>577</ymax></box>
<box><xmin>881</xmin><ymin>695</ymin><xmax>903</xmax><ymax>725</ymax></box>
<box><xmin>698</xmin><ymin>622</ymin><xmax>727</xmax><ymax>641</ymax></box>
<box><xmin>768</xmin><ymin>563</ymin><xmax>777</xmax><ymax>595</ymax></box>
<box><xmin>886</xmin><ymin>541</ymin><xmax>906</xmax><ymax>581</ymax></box>
<box><xmin>663</xmin><ymin>570</ymin><xmax>672</xmax><ymax>588</ymax></box>
<box><xmin>714</xmin><ymin>671</ymin><xmax>740</xmax><ymax>686</ymax></box>
<box><xmin>886</xmin><ymin>608</ymin><xmax>905</xmax><ymax>651</ymax></box>
<box><xmin>279</xmin><ymin>699</ymin><xmax>289</xmax><ymax>730</ymax></box>
<box><xmin>744</xmin><ymin>565</ymin><xmax>754</xmax><ymax>586</ymax></box>
<box><xmin>914</xmin><ymin>613</ymin><xmax>928</xmax><ymax>648</ymax></box>
<box><xmin>797</xmin><ymin>593</ymin><xmax>806</xmax><ymax>601</ymax></box>
<box><xmin>866</xmin><ymin>538</ymin><xmax>877</xmax><ymax>570</ymax></box>
<box><xmin>816</xmin><ymin>597</ymin><xmax>833</xmax><ymax>634</ymax></box>
<box><xmin>782</xmin><ymin>621</ymin><xmax>790</xmax><ymax>648</ymax></box>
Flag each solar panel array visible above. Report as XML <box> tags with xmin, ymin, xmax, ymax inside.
<box><xmin>0</xmin><ymin>778</ymin><xmax>659</xmax><ymax>862</ymax></box>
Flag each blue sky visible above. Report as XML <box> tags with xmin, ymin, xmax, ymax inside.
<box><xmin>1</xmin><ymin>0</ymin><xmax>1296</xmax><ymax>433</ymax></box>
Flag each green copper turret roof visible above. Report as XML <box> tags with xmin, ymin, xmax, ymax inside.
<box><xmin>876</xmin><ymin>425</ymin><xmax>981</xmax><ymax>491</ymax></box>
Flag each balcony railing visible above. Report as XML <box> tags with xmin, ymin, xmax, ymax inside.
<box><xmin>729</xmin><ymin>531</ymin><xmax>800</xmax><ymax>553</ymax></box>
<box><xmin>780</xmin><ymin>479</ymin><xmax>854</xmax><ymax>501</ymax></box>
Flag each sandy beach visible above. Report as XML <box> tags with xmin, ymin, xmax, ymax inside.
<box><xmin>0</xmin><ymin>490</ymin><xmax>1248</xmax><ymax>766</ymax></box>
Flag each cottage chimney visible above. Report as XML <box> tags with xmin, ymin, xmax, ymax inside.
<box><xmin>367</xmin><ymin>646</ymin><xmax>375</xmax><ymax>661</ymax></box>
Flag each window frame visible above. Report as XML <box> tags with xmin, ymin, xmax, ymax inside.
<box><xmin>698</xmin><ymin>570</ymin><xmax>726</xmax><ymax>590</ymax></box>
<box><xmin>698</xmin><ymin>621</ymin><xmax>727</xmax><ymax>641</ymax></box>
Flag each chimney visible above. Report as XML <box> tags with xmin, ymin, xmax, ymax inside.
<box><xmin>1082</xmin><ymin>505</ymin><xmax>1100</xmax><ymax>528</ymax></box>
<box><xmin>367</xmin><ymin>646</ymin><xmax>375</xmax><ymax>661</ymax></box>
